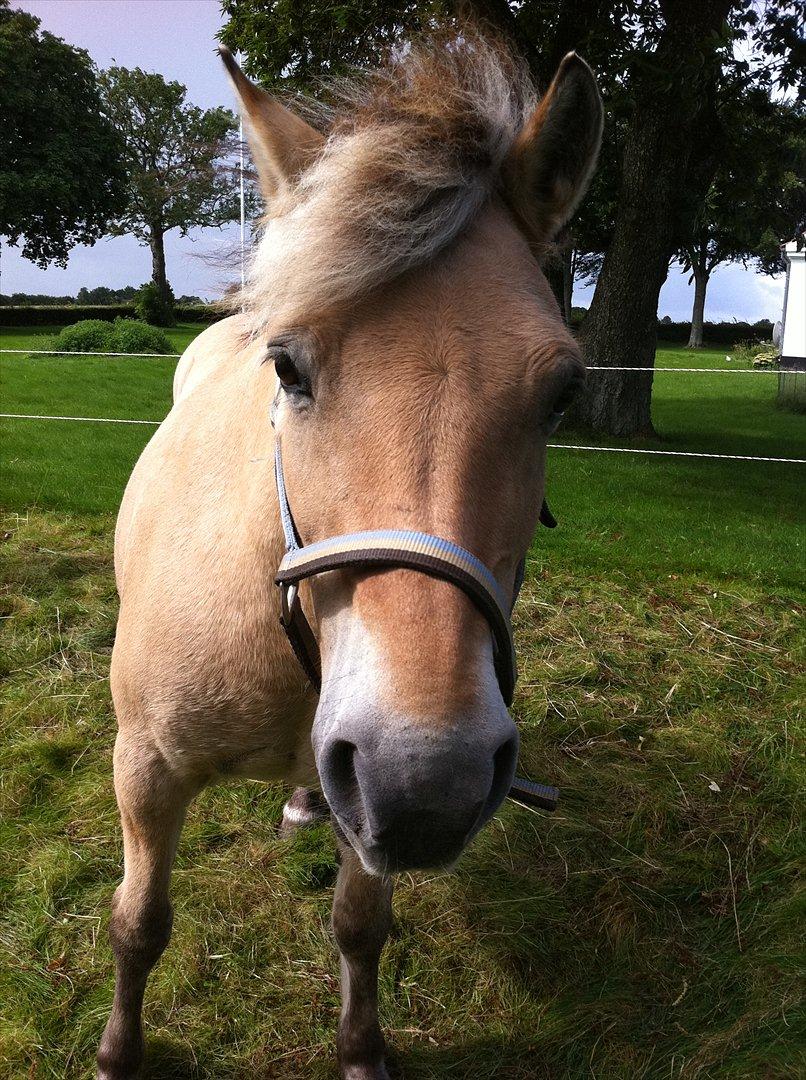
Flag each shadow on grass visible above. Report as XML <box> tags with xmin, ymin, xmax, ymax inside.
<box><xmin>142</xmin><ymin>1035</ymin><xmax>551</xmax><ymax>1080</ymax></box>
<box><xmin>144</xmin><ymin>1038</ymin><xmax>203</xmax><ymax>1079</ymax></box>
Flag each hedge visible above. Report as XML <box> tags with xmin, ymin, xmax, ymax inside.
<box><xmin>0</xmin><ymin>305</ymin><xmax>773</xmax><ymax>347</ymax></box>
<box><xmin>567</xmin><ymin>311</ymin><xmax>772</xmax><ymax>347</ymax></box>
<box><xmin>0</xmin><ymin>304</ymin><xmax>137</xmax><ymax>326</ymax></box>
<box><xmin>655</xmin><ymin>319</ymin><xmax>774</xmax><ymax>346</ymax></box>
<box><xmin>0</xmin><ymin>304</ymin><xmax>225</xmax><ymax>327</ymax></box>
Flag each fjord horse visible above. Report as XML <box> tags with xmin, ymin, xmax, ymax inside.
<box><xmin>97</xmin><ymin>32</ymin><xmax>601</xmax><ymax>1080</ymax></box>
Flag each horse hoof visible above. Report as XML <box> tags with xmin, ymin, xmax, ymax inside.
<box><xmin>96</xmin><ymin>1031</ymin><xmax>143</xmax><ymax>1080</ymax></box>
<box><xmin>97</xmin><ymin>1058</ymin><xmax>141</xmax><ymax>1080</ymax></box>
<box><xmin>340</xmin><ymin>1064</ymin><xmax>391</xmax><ymax>1080</ymax></box>
<box><xmin>279</xmin><ymin>787</ymin><xmax>329</xmax><ymax>837</ymax></box>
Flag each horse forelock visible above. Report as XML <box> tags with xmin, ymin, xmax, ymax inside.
<box><xmin>237</xmin><ymin>31</ymin><xmax>538</xmax><ymax>334</ymax></box>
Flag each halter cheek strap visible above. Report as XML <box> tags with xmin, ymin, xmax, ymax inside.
<box><xmin>272</xmin><ymin>437</ymin><xmax>559</xmax><ymax>811</ymax></box>
<box><xmin>274</xmin><ymin>442</ymin><xmax>518</xmax><ymax>703</ymax></box>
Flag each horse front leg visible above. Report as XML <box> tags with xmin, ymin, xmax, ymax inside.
<box><xmin>332</xmin><ymin>835</ymin><xmax>394</xmax><ymax>1080</ymax></box>
<box><xmin>97</xmin><ymin>734</ymin><xmax>196</xmax><ymax>1080</ymax></box>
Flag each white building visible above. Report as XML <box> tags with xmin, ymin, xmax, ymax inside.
<box><xmin>779</xmin><ymin>239</ymin><xmax>805</xmax><ymax>368</ymax></box>
<box><xmin>777</xmin><ymin>237</ymin><xmax>805</xmax><ymax>410</ymax></box>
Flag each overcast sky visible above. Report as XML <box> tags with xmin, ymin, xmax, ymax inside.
<box><xmin>2</xmin><ymin>0</ymin><xmax>786</xmax><ymax>321</ymax></box>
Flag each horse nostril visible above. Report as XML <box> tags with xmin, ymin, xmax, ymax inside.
<box><xmin>321</xmin><ymin>739</ymin><xmax>362</xmax><ymax>826</ymax></box>
<box><xmin>329</xmin><ymin>739</ymin><xmax>357</xmax><ymax>793</ymax></box>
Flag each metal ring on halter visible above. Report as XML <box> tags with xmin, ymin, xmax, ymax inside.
<box><xmin>280</xmin><ymin>581</ymin><xmax>299</xmax><ymax>626</ymax></box>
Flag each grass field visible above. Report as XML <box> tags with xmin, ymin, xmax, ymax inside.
<box><xmin>1</xmin><ymin>325</ymin><xmax>804</xmax><ymax>1079</ymax></box>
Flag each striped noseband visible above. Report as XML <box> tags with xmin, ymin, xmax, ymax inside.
<box><xmin>273</xmin><ymin>438</ymin><xmax>559</xmax><ymax>812</ymax></box>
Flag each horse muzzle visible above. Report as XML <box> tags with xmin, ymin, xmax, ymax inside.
<box><xmin>313</xmin><ymin>703</ymin><xmax>519</xmax><ymax>875</ymax></box>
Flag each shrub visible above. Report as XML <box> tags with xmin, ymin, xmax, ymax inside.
<box><xmin>110</xmin><ymin>318</ymin><xmax>173</xmax><ymax>355</ymax></box>
<box><xmin>135</xmin><ymin>282</ymin><xmax>175</xmax><ymax>327</ymax></box>
<box><xmin>51</xmin><ymin>320</ymin><xmax>116</xmax><ymax>353</ymax></box>
<box><xmin>727</xmin><ymin>339</ymin><xmax>779</xmax><ymax>368</ymax></box>
<box><xmin>50</xmin><ymin>318</ymin><xmax>173</xmax><ymax>355</ymax></box>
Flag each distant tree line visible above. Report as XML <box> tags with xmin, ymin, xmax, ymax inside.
<box><xmin>0</xmin><ymin>287</ymin><xmax>205</xmax><ymax>306</ymax></box>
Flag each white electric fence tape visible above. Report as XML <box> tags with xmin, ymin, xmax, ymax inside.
<box><xmin>2</xmin><ymin>413</ymin><xmax>804</xmax><ymax>464</ymax></box>
<box><xmin>2</xmin><ymin>348</ymin><xmax>803</xmax><ymax>373</ymax></box>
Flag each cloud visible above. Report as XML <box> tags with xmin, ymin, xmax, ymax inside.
<box><xmin>1</xmin><ymin>225</ymin><xmax>244</xmax><ymax>302</ymax></box>
<box><xmin>575</xmin><ymin>261</ymin><xmax>785</xmax><ymax>323</ymax></box>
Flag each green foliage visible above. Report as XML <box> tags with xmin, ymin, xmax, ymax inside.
<box><xmin>0</xmin><ymin>304</ymin><xmax>223</xmax><ymax>327</ymax></box>
<box><xmin>50</xmin><ymin>320</ymin><xmax>115</xmax><ymax>354</ymax></box>
<box><xmin>97</xmin><ymin>66</ymin><xmax>239</xmax><ymax>241</ymax></box>
<box><xmin>678</xmin><ymin>93</ymin><xmax>806</xmax><ymax>283</ymax></box>
<box><xmin>0</xmin><ymin>292</ymin><xmax>76</xmax><ymax>306</ymax></box>
<box><xmin>726</xmin><ymin>340</ymin><xmax>779</xmax><ymax>368</ymax></box>
<box><xmin>0</xmin><ymin>1</ymin><xmax>127</xmax><ymax>266</ymax></box>
<box><xmin>172</xmin><ymin>303</ymin><xmax>222</xmax><ymax>324</ymax></box>
<box><xmin>0</xmin><ymin>305</ymin><xmax>136</xmax><ymax>326</ymax></box>
<box><xmin>655</xmin><ymin>320</ymin><xmax>774</xmax><ymax>346</ymax></box>
<box><xmin>0</xmin><ymin>286</ymin><xmax>196</xmax><ymax>307</ymax></box>
<box><xmin>220</xmin><ymin>0</ymin><xmax>450</xmax><ymax>92</ymax></box>
<box><xmin>76</xmin><ymin>284</ymin><xmax>141</xmax><ymax>305</ymax></box>
<box><xmin>50</xmin><ymin>318</ymin><xmax>172</xmax><ymax>355</ymax></box>
<box><xmin>135</xmin><ymin>281</ymin><xmax>175</xmax><ymax>327</ymax></box>
<box><xmin>109</xmin><ymin>318</ymin><xmax>173</xmax><ymax>355</ymax></box>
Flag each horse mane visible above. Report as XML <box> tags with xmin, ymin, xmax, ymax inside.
<box><xmin>238</xmin><ymin>29</ymin><xmax>537</xmax><ymax>331</ymax></box>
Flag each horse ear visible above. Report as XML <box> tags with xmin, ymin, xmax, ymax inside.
<box><xmin>219</xmin><ymin>46</ymin><xmax>324</xmax><ymax>201</ymax></box>
<box><xmin>504</xmin><ymin>53</ymin><xmax>603</xmax><ymax>245</ymax></box>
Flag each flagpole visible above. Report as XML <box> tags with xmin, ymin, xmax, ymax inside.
<box><xmin>238</xmin><ymin>53</ymin><xmax>246</xmax><ymax>312</ymax></box>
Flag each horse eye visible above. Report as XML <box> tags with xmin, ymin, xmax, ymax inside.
<box><xmin>274</xmin><ymin>352</ymin><xmax>300</xmax><ymax>388</ymax></box>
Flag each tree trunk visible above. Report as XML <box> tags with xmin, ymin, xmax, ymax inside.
<box><xmin>542</xmin><ymin>247</ymin><xmax>566</xmax><ymax>317</ymax></box>
<box><xmin>149</xmin><ymin>226</ymin><xmax>169</xmax><ymax>303</ymax></box>
<box><xmin>561</xmin><ymin>244</ymin><xmax>574</xmax><ymax>326</ymax></box>
<box><xmin>577</xmin><ymin>0</ymin><xmax>731</xmax><ymax>435</ymax></box>
<box><xmin>687</xmin><ymin>266</ymin><xmax>709</xmax><ymax>348</ymax></box>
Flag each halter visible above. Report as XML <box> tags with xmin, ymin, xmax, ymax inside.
<box><xmin>273</xmin><ymin>434</ymin><xmax>559</xmax><ymax>812</ymax></box>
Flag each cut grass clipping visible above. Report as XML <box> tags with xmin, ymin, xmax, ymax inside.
<box><xmin>1</xmin><ymin>328</ymin><xmax>804</xmax><ymax>1078</ymax></box>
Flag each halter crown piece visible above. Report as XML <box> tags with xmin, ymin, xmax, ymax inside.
<box><xmin>273</xmin><ymin>437</ymin><xmax>559</xmax><ymax>812</ymax></box>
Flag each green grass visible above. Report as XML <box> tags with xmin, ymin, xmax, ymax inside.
<box><xmin>1</xmin><ymin>327</ymin><xmax>804</xmax><ymax>1078</ymax></box>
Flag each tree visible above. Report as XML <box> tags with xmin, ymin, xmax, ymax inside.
<box><xmin>516</xmin><ymin>0</ymin><xmax>802</xmax><ymax>434</ymax></box>
<box><xmin>0</xmin><ymin>0</ymin><xmax>127</xmax><ymax>266</ymax></box>
<box><xmin>220</xmin><ymin>0</ymin><xmax>450</xmax><ymax>91</ymax></box>
<box><xmin>97</xmin><ymin>67</ymin><xmax>240</xmax><ymax>303</ymax></box>
<box><xmin>76</xmin><ymin>284</ymin><xmax>141</xmax><ymax>304</ymax></box>
<box><xmin>678</xmin><ymin>94</ymin><xmax>805</xmax><ymax>348</ymax></box>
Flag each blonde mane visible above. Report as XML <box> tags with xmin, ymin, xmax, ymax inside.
<box><xmin>240</xmin><ymin>33</ymin><xmax>538</xmax><ymax>331</ymax></box>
